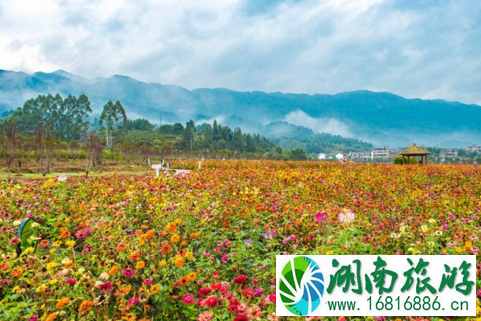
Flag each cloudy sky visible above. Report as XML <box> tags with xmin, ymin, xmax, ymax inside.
<box><xmin>0</xmin><ymin>0</ymin><xmax>480</xmax><ymax>104</ymax></box>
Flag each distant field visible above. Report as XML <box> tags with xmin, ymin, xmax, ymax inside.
<box><xmin>0</xmin><ymin>161</ymin><xmax>479</xmax><ymax>320</ymax></box>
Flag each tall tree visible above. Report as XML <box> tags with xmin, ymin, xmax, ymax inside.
<box><xmin>99</xmin><ymin>100</ymin><xmax>127</xmax><ymax>150</ymax></box>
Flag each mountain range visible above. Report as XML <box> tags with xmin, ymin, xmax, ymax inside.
<box><xmin>1</xmin><ymin>69</ymin><xmax>481</xmax><ymax>149</ymax></box>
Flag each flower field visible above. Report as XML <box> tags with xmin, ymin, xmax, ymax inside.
<box><xmin>0</xmin><ymin>161</ymin><xmax>480</xmax><ymax>321</ymax></box>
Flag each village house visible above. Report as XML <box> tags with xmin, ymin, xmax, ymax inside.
<box><xmin>348</xmin><ymin>151</ymin><xmax>372</xmax><ymax>160</ymax></box>
<box><xmin>371</xmin><ymin>146</ymin><xmax>390</xmax><ymax>159</ymax></box>
<box><xmin>440</xmin><ymin>149</ymin><xmax>458</xmax><ymax>159</ymax></box>
<box><xmin>466</xmin><ymin>145</ymin><xmax>481</xmax><ymax>154</ymax></box>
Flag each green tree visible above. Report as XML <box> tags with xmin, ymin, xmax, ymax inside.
<box><xmin>288</xmin><ymin>148</ymin><xmax>308</xmax><ymax>160</ymax></box>
<box><xmin>100</xmin><ymin>100</ymin><xmax>127</xmax><ymax>149</ymax></box>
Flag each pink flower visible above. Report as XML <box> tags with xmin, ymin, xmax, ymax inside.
<box><xmin>221</xmin><ymin>253</ymin><xmax>229</xmax><ymax>264</ymax></box>
<box><xmin>128</xmin><ymin>297</ymin><xmax>139</xmax><ymax>305</ymax></box>
<box><xmin>29</xmin><ymin>316</ymin><xmax>37</xmax><ymax>321</ymax></box>
<box><xmin>339</xmin><ymin>209</ymin><xmax>355</xmax><ymax>223</ymax></box>
<box><xmin>122</xmin><ymin>267</ymin><xmax>135</xmax><ymax>278</ymax></box>
<box><xmin>182</xmin><ymin>294</ymin><xmax>195</xmax><ymax>305</ymax></box>
<box><xmin>197</xmin><ymin>311</ymin><xmax>213</xmax><ymax>321</ymax></box>
<box><xmin>316</xmin><ymin>212</ymin><xmax>329</xmax><ymax>223</ymax></box>
<box><xmin>65</xmin><ymin>278</ymin><xmax>76</xmax><ymax>286</ymax></box>
<box><xmin>264</xmin><ymin>230</ymin><xmax>276</xmax><ymax>240</ymax></box>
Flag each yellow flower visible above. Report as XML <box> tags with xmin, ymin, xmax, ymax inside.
<box><xmin>326</xmin><ymin>250</ymin><xmax>334</xmax><ymax>255</ymax></box>
<box><xmin>49</xmin><ymin>278</ymin><xmax>58</xmax><ymax>285</ymax></box>
<box><xmin>23</xmin><ymin>247</ymin><xmax>35</xmax><ymax>255</ymax></box>
<box><xmin>174</xmin><ymin>219</ymin><xmax>182</xmax><ymax>225</ymax></box>
<box><xmin>66</xmin><ymin>240</ymin><xmax>75</xmax><ymax>248</ymax></box>
<box><xmin>36</xmin><ymin>284</ymin><xmax>47</xmax><ymax>293</ymax></box>
<box><xmin>136</xmin><ymin>260</ymin><xmax>145</xmax><ymax>269</ymax></box>
<box><xmin>170</xmin><ymin>234</ymin><xmax>180</xmax><ymax>243</ymax></box>
<box><xmin>159</xmin><ymin>260</ymin><xmax>167</xmax><ymax>267</ymax></box>
<box><xmin>52</xmin><ymin>241</ymin><xmax>62</xmax><ymax>248</ymax></box>
<box><xmin>47</xmin><ymin>262</ymin><xmax>58</xmax><ymax>271</ymax></box>
<box><xmin>185</xmin><ymin>251</ymin><xmax>194</xmax><ymax>259</ymax></box>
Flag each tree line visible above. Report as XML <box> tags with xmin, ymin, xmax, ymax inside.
<box><xmin>0</xmin><ymin>93</ymin><xmax>301</xmax><ymax>176</ymax></box>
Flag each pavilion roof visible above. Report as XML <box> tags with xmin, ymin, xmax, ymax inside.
<box><xmin>399</xmin><ymin>143</ymin><xmax>430</xmax><ymax>156</ymax></box>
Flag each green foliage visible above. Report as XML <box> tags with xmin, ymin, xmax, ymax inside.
<box><xmin>393</xmin><ymin>156</ymin><xmax>415</xmax><ymax>164</ymax></box>
<box><xmin>287</xmin><ymin>147</ymin><xmax>309</xmax><ymax>160</ymax></box>
<box><xmin>10</xmin><ymin>94</ymin><xmax>92</xmax><ymax>140</ymax></box>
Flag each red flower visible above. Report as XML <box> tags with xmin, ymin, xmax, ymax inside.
<box><xmin>197</xmin><ymin>287</ymin><xmax>212</xmax><ymax>297</ymax></box>
<box><xmin>233</xmin><ymin>315</ymin><xmax>249</xmax><ymax>321</ymax></box>
<box><xmin>269</xmin><ymin>293</ymin><xmax>276</xmax><ymax>303</ymax></box>
<box><xmin>204</xmin><ymin>296</ymin><xmax>218</xmax><ymax>308</ymax></box>
<box><xmin>233</xmin><ymin>275</ymin><xmax>248</xmax><ymax>284</ymax></box>
<box><xmin>98</xmin><ymin>281</ymin><xmax>113</xmax><ymax>291</ymax></box>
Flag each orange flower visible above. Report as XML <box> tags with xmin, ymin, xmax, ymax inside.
<box><xmin>39</xmin><ymin>239</ymin><xmax>50</xmax><ymax>248</ymax></box>
<box><xmin>190</xmin><ymin>232</ymin><xmax>200</xmax><ymax>239</ymax></box>
<box><xmin>78</xmin><ymin>300</ymin><xmax>93</xmax><ymax>314</ymax></box>
<box><xmin>187</xmin><ymin>272</ymin><xmax>197</xmax><ymax>282</ymax></box>
<box><xmin>116</xmin><ymin>243</ymin><xmax>128</xmax><ymax>252</ymax></box>
<box><xmin>172</xmin><ymin>256</ymin><xmax>185</xmax><ymax>267</ymax></box>
<box><xmin>178</xmin><ymin>276</ymin><xmax>189</xmax><ymax>286</ymax></box>
<box><xmin>46</xmin><ymin>313</ymin><xmax>57</xmax><ymax>321</ymax></box>
<box><xmin>161</xmin><ymin>244</ymin><xmax>172</xmax><ymax>255</ymax></box>
<box><xmin>166</xmin><ymin>222</ymin><xmax>177</xmax><ymax>232</ymax></box>
<box><xmin>11</xmin><ymin>266</ymin><xmax>22</xmax><ymax>278</ymax></box>
<box><xmin>109</xmin><ymin>266</ymin><xmax>119</xmax><ymax>276</ymax></box>
<box><xmin>150</xmin><ymin>284</ymin><xmax>160</xmax><ymax>294</ymax></box>
<box><xmin>170</xmin><ymin>234</ymin><xmax>180</xmax><ymax>243</ymax></box>
<box><xmin>144</xmin><ymin>230</ymin><xmax>155</xmax><ymax>240</ymax></box>
<box><xmin>130</xmin><ymin>251</ymin><xmax>141</xmax><ymax>262</ymax></box>
<box><xmin>56</xmin><ymin>297</ymin><xmax>70</xmax><ymax>309</ymax></box>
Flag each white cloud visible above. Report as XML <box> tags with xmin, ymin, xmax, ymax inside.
<box><xmin>285</xmin><ymin>110</ymin><xmax>353</xmax><ymax>137</ymax></box>
<box><xmin>0</xmin><ymin>0</ymin><xmax>480</xmax><ymax>104</ymax></box>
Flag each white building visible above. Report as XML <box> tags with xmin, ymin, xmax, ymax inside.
<box><xmin>466</xmin><ymin>145</ymin><xmax>481</xmax><ymax>154</ymax></box>
<box><xmin>440</xmin><ymin>149</ymin><xmax>458</xmax><ymax>159</ymax></box>
<box><xmin>348</xmin><ymin>151</ymin><xmax>372</xmax><ymax>160</ymax></box>
<box><xmin>371</xmin><ymin>146</ymin><xmax>390</xmax><ymax>159</ymax></box>
<box><xmin>318</xmin><ymin>153</ymin><xmax>326</xmax><ymax>160</ymax></box>
<box><xmin>335</xmin><ymin>153</ymin><xmax>344</xmax><ymax>160</ymax></box>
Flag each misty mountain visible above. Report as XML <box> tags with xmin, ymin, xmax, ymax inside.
<box><xmin>1</xmin><ymin>69</ymin><xmax>480</xmax><ymax>148</ymax></box>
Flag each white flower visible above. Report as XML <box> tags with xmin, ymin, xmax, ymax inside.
<box><xmin>99</xmin><ymin>272</ymin><xmax>110</xmax><ymax>280</ymax></box>
<box><xmin>13</xmin><ymin>220</ymin><xmax>21</xmax><ymax>226</ymax></box>
<box><xmin>57</xmin><ymin>175</ymin><xmax>68</xmax><ymax>182</ymax></box>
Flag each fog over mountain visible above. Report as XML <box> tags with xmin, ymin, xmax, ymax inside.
<box><xmin>1</xmin><ymin>69</ymin><xmax>481</xmax><ymax>148</ymax></box>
